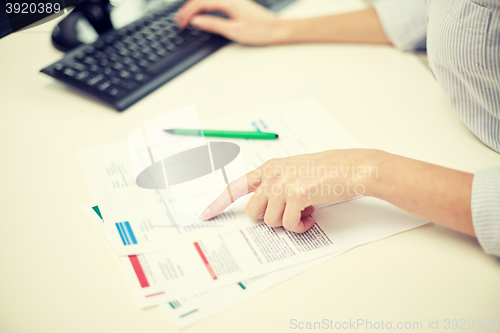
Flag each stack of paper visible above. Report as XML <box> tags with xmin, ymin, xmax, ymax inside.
<box><xmin>78</xmin><ymin>99</ymin><xmax>428</xmax><ymax>328</ymax></box>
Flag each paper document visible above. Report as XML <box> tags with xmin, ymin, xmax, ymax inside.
<box><xmin>157</xmin><ymin>252</ymin><xmax>346</xmax><ymax>329</ymax></box>
<box><xmin>83</xmin><ymin>203</ymin><xmax>347</xmax><ymax>328</ymax></box>
<box><xmin>83</xmin><ymin>195</ymin><xmax>427</xmax><ymax>301</ymax></box>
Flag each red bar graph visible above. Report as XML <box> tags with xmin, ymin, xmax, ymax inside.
<box><xmin>129</xmin><ymin>255</ymin><xmax>150</xmax><ymax>288</ymax></box>
<box><xmin>194</xmin><ymin>242</ymin><xmax>217</xmax><ymax>280</ymax></box>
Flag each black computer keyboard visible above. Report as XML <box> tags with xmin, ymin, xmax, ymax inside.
<box><xmin>41</xmin><ymin>0</ymin><xmax>296</xmax><ymax>111</ymax></box>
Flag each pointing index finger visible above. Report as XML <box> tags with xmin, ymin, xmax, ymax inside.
<box><xmin>199</xmin><ymin>167</ymin><xmax>262</xmax><ymax>220</ymax></box>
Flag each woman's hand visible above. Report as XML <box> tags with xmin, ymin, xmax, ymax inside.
<box><xmin>199</xmin><ymin>148</ymin><xmax>475</xmax><ymax>237</ymax></box>
<box><xmin>199</xmin><ymin>149</ymin><xmax>379</xmax><ymax>233</ymax></box>
<box><xmin>177</xmin><ymin>2</ymin><xmax>392</xmax><ymax>46</ymax></box>
<box><xmin>176</xmin><ymin>0</ymin><xmax>283</xmax><ymax>45</ymax></box>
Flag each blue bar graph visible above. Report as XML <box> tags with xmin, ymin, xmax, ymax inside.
<box><xmin>115</xmin><ymin>223</ymin><xmax>127</xmax><ymax>245</ymax></box>
<box><xmin>124</xmin><ymin>222</ymin><xmax>137</xmax><ymax>244</ymax></box>
<box><xmin>118</xmin><ymin>223</ymin><xmax>130</xmax><ymax>245</ymax></box>
<box><xmin>116</xmin><ymin>222</ymin><xmax>138</xmax><ymax>246</ymax></box>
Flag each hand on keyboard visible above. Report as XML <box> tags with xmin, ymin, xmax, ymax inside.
<box><xmin>41</xmin><ymin>0</ymin><xmax>295</xmax><ymax>110</ymax></box>
<box><xmin>176</xmin><ymin>0</ymin><xmax>282</xmax><ymax>45</ymax></box>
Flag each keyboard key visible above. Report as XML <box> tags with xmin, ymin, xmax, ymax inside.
<box><xmin>126</xmin><ymin>23</ymin><xmax>138</xmax><ymax>32</ymax></box>
<box><xmin>110</xmin><ymin>77</ymin><xmax>122</xmax><ymax>85</ymax></box>
<box><xmin>69</xmin><ymin>62</ymin><xmax>86</xmax><ymax>71</ymax></box>
<box><xmin>74</xmin><ymin>52</ymin><xmax>85</xmax><ymax>60</ymax></box>
<box><xmin>150</xmin><ymin>23</ymin><xmax>161</xmax><ymax>30</ymax></box>
<box><xmin>94</xmin><ymin>51</ymin><xmax>106</xmax><ymax>59</ymax></box>
<box><xmin>108</xmin><ymin>53</ymin><xmax>120</xmax><ymax>61</ymax></box>
<box><xmin>155</xmin><ymin>49</ymin><xmax>168</xmax><ymax>56</ymax></box>
<box><xmin>107</xmin><ymin>88</ymin><xmax>124</xmax><ymax>97</ymax></box>
<box><xmin>144</xmin><ymin>18</ymin><xmax>156</xmax><ymax>26</ymax></box>
<box><xmin>103</xmin><ymin>35</ymin><xmax>115</xmax><ymax>43</ymax></box>
<box><xmin>146</xmin><ymin>54</ymin><xmax>158</xmax><ymax>62</ymax></box>
<box><xmin>119</xmin><ymin>81</ymin><xmax>138</xmax><ymax>90</ymax></box>
<box><xmin>158</xmin><ymin>17</ymin><xmax>170</xmax><ymax>25</ymax></box>
<box><xmin>88</xmin><ymin>64</ymin><xmax>99</xmax><ymax>72</ymax></box>
<box><xmin>138</xmin><ymin>59</ymin><xmax>150</xmax><ymax>68</ymax></box>
<box><xmin>62</xmin><ymin>68</ymin><xmax>75</xmax><ymax>77</ymax></box>
<box><xmin>127</xmin><ymin>44</ymin><xmax>140</xmax><ymax>51</ymax></box>
<box><xmin>113</xmin><ymin>41</ymin><xmax>126</xmax><ymax>49</ymax></box>
<box><xmin>132</xmin><ymin>32</ymin><xmax>143</xmax><ymax>39</ymax></box>
<box><xmin>122</xmin><ymin>36</ymin><xmax>134</xmax><ymax>44</ymax></box>
<box><xmin>97</xmin><ymin>80</ymin><xmax>112</xmax><ymax>91</ymax></box>
<box><xmin>75</xmin><ymin>71</ymin><xmax>90</xmax><ymax>81</ymax></box>
<box><xmin>150</xmin><ymin>41</ymin><xmax>161</xmax><ymax>49</ymax></box>
<box><xmin>155</xmin><ymin>29</ymin><xmax>168</xmax><ymax>37</ymax></box>
<box><xmin>53</xmin><ymin>63</ymin><xmax>64</xmax><ymax>71</ymax></box>
<box><xmin>83</xmin><ymin>57</ymin><xmax>96</xmax><ymax>65</ymax></box>
<box><xmin>129</xmin><ymin>64</ymin><xmax>141</xmax><ymax>73</ymax></box>
<box><xmin>131</xmin><ymin>51</ymin><xmax>143</xmax><ymax>59</ymax></box>
<box><xmin>94</xmin><ymin>40</ymin><xmax>105</xmax><ymax>49</ymax></box>
<box><xmin>118</xmin><ymin>48</ymin><xmax>131</xmax><ymax>56</ymax></box>
<box><xmin>119</xmin><ymin>70</ymin><xmax>131</xmax><ymax>79</ymax></box>
<box><xmin>122</xmin><ymin>57</ymin><xmax>134</xmax><ymax>65</ymax></box>
<box><xmin>87</xmin><ymin>74</ymin><xmax>105</xmax><ymax>86</ymax></box>
<box><xmin>110</xmin><ymin>77</ymin><xmax>136</xmax><ymax>90</ymax></box>
<box><xmin>112</xmin><ymin>62</ymin><xmax>124</xmax><ymax>70</ymax></box>
<box><xmin>160</xmin><ymin>24</ymin><xmax>173</xmax><ymax>32</ymax></box>
<box><xmin>165</xmin><ymin>43</ymin><xmax>176</xmax><ymax>51</ymax></box>
<box><xmin>83</xmin><ymin>46</ymin><xmax>95</xmax><ymax>53</ymax></box>
<box><xmin>134</xmin><ymin>73</ymin><xmax>149</xmax><ymax>82</ymax></box>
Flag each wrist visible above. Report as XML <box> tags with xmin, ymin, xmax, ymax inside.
<box><xmin>270</xmin><ymin>19</ymin><xmax>300</xmax><ymax>44</ymax></box>
<box><xmin>353</xmin><ymin>149</ymin><xmax>389</xmax><ymax>199</ymax></box>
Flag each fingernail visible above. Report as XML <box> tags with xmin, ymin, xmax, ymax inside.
<box><xmin>199</xmin><ymin>207</ymin><xmax>210</xmax><ymax>221</ymax></box>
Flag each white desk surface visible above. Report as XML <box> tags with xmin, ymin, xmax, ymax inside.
<box><xmin>1</xmin><ymin>0</ymin><xmax>499</xmax><ymax>332</ymax></box>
